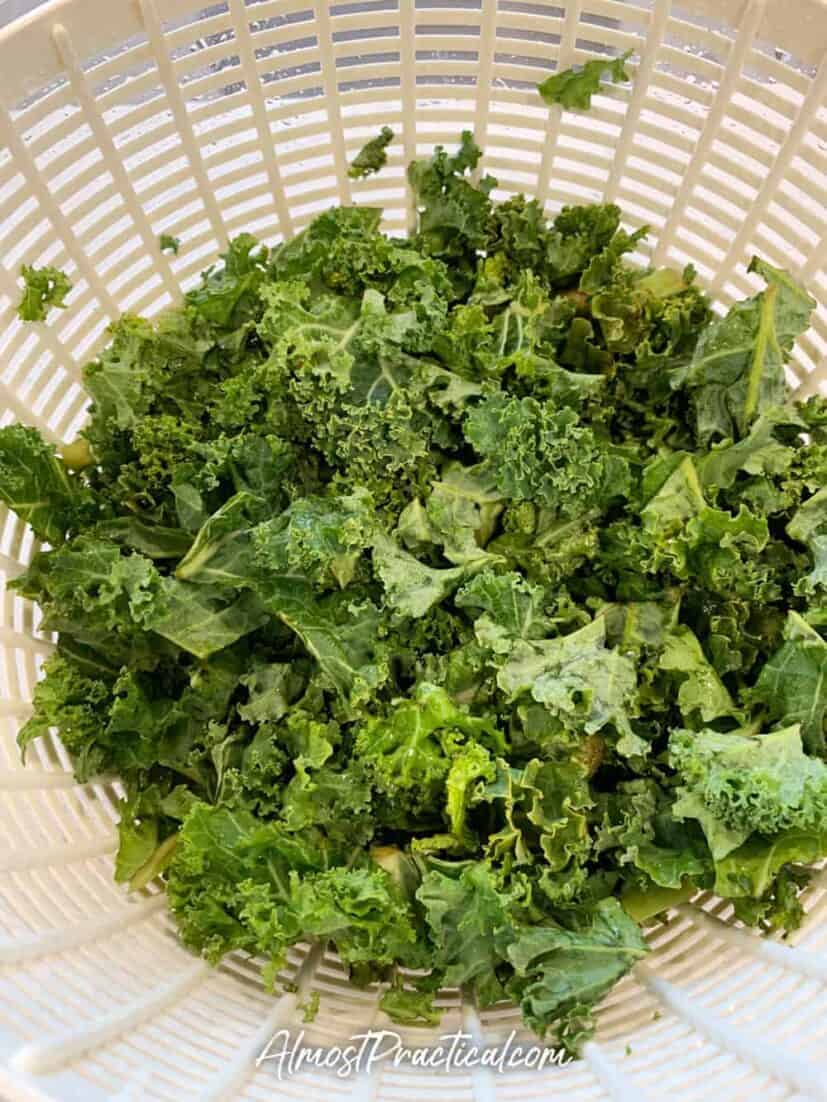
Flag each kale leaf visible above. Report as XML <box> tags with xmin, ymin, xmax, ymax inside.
<box><xmin>538</xmin><ymin>50</ymin><xmax>633</xmax><ymax>111</ymax></box>
<box><xmin>17</xmin><ymin>264</ymin><xmax>73</xmax><ymax>321</ymax></box>
<box><xmin>349</xmin><ymin>127</ymin><xmax>394</xmax><ymax>179</ymax></box>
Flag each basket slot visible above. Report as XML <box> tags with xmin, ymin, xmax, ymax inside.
<box><xmin>710</xmin><ymin>54</ymin><xmax>827</xmax><ymax>294</ymax></box>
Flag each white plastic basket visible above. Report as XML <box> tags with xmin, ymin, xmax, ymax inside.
<box><xmin>1</xmin><ymin>1</ymin><xmax>827</xmax><ymax>1099</ymax></box>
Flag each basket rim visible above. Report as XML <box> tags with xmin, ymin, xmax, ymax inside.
<box><xmin>0</xmin><ymin>0</ymin><xmax>826</xmax><ymax>112</ymax></box>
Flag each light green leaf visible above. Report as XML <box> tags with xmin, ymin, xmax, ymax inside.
<box><xmin>751</xmin><ymin>611</ymin><xmax>827</xmax><ymax>754</ymax></box>
<box><xmin>148</xmin><ymin>578</ymin><xmax>267</xmax><ymax>659</ymax></box>
<box><xmin>680</xmin><ymin>257</ymin><xmax>814</xmax><ymax>442</ymax></box>
<box><xmin>372</xmin><ymin>531</ymin><xmax>490</xmax><ymax>618</ymax></box>
<box><xmin>537</xmin><ymin>51</ymin><xmax>633</xmax><ymax>111</ymax></box>
<box><xmin>498</xmin><ymin>617</ymin><xmax>644</xmax><ymax>757</ymax></box>
<box><xmin>659</xmin><ymin>625</ymin><xmax>737</xmax><ymax>724</ymax></box>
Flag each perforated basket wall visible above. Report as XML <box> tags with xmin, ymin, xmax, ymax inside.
<box><xmin>2</xmin><ymin>1</ymin><xmax>827</xmax><ymax>1100</ymax></box>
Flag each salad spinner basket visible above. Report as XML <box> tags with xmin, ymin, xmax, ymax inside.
<box><xmin>2</xmin><ymin>0</ymin><xmax>827</xmax><ymax>1099</ymax></box>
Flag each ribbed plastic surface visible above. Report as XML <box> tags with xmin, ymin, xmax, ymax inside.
<box><xmin>1</xmin><ymin>1</ymin><xmax>827</xmax><ymax>1099</ymax></box>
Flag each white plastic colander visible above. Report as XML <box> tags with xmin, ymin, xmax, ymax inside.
<box><xmin>1</xmin><ymin>0</ymin><xmax>827</xmax><ymax>1099</ymax></box>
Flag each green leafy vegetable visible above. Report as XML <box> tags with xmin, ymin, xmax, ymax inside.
<box><xmin>750</xmin><ymin>612</ymin><xmax>827</xmax><ymax>754</ymax></box>
<box><xmin>671</xmin><ymin>724</ymin><xmax>827</xmax><ymax>855</ymax></box>
<box><xmin>677</xmin><ymin>258</ymin><xmax>815</xmax><ymax>443</ymax></box>
<box><xmin>349</xmin><ymin>127</ymin><xmax>394</xmax><ymax>179</ymax></box>
<box><xmin>17</xmin><ymin>264</ymin><xmax>73</xmax><ymax>321</ymax></box>
<box><xmin>538</xmin><ymin>50</ymin><xmax>633</xmax><ymax>111</ymax></box>
<box><xmin>506</xmin><ymin>898</ymin><xmax>648</xmax><ymax>1043</ymax></box>
<box><xmin>3</xmin><ymin>133</ymin><xmax>825</xmax><ymax>1056</ymax></box>
<box><xmin>0</xmin><ymin>425</ymin><xmax>96</xmax><ymax>543</ymax></box>
<box><xmin>465</xmin><ymin>395</ymin><xmax>629</xmax><ymax>517</ymax></box>
<box><xmin>160</xmin><ymin>234</ymin><xmax>181</xmax><ymax>255</ymax></box>
<box><xmin>498</xmin><ymin>617</ymin><xmax>645</xmax><ymax>759</ymax></box>
<box><xmin>379</xmin><ymin>982</ymin><xmax>442</xmax><ymax>1026</ymax></box>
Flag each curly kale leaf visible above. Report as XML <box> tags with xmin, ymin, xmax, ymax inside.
<box><xmin>538</xmin><ymin>51</ymin><xmax>633</xmax><ymax>111</ymax></box>
<box><xmin>349</xmin><ymin>127</ymin><xmax>394</xmax><ymax>179</ymax></box>
<box><xmin>353</xmin><ymin>682</ymin><xmax>504</xmax><ymax>829</ymax></box>
<box><xmin>787</xmin><ymin>486</ymin><xmax>827</xmax><ymax>595</ymax></box>
<box><xmin>167</xmin><ymin>803</ymin><xmax>418</xmax><ymax>973</ymax></box>
<box><xmin>498</xmin><ymin>617</ymin><xmax>645</xmax><ymax>759</ymax></box>
<box><xmin>253</xmin><ymin>489</ymin><xmax>376</xmax><ymax>590</ymax></box>
<box><xmin>16</xmin><ymin>651</ymin><xmax>115</xmax><ymax>778</ymax></box>
<box><xmin>456</xmin><ymin>569</ymin><xmax>551</xmax><ymax>655</ymax></box>
<box><xmin>505</xmin><ymin>898</ymin><xmax>647</xmax><ymax>1048</ymax></box>
<box><xmin>484</xmin><ymin>755</ymin><xmax>592</xmax><ymax>871</ymax></box>
<box><xmin>465</xmin><ymin>395</ymin><xmax>629</xmax><ymax>518</ymax></box>
<box><xmin>698</xmin><ymin>406</ymin><xmax>804</xmax><ymax>496</ymax></box>
<box><xmin>148</xmin><ymin>579</ymin><xmax>268</xmax><ymax>659</ymax></box>
<box><xmin>658</xmin><ymin>625</ymin><xmax>738</xmax><ymax>726</ymax></box>
<box><xmin>186</xmin><ymin>233</ymin><xmax>269</xmax><ymax>328</ymax></box>
<box><xmin>372</xmin><ymin>531</ymin><xmax>492</xmax><ymax>619</ymax></box>
<box><xmin>12</xmin><ymin>537</ymin><xmax>165</xmax><ymax>658</ymax></box>
<box><xmin>416</xmin><ymin>859</ymin><xmax>517</xmax><ymax>1005</ymax></box>
<box><xmin>713</xmin><ymin>830</ymin><xmax>826</xmax><ymax>900</ymax></box>
<box><xmin>408</xmin><ymin>131</ymin><xmax>495</xmax><ymax>278</ymax></box>
<box><xmin>263</xmin><ymin>582</ymin><xmax>388</xmax><ymax>703</ymax></box>
<box><xmin>0</xmin><ymin>425</ymin><xmax>97</xmax><ymax>543</ymax></box>
<box><xmin>410</xmin><ymin>462</ymin><xmax>503</xmax><ymax>565</ymax></box>
<box><xmin>594</xmin><ymin>779</ymin><xmax>711</xmax><ymax>890</ymax></box>
<box><xmin>671</xmin><ymin>724</ymin><xmax>827</xmax><ymax>858</ymax></box>
<box><xmin>17</xmin><ymin>264</ymin><xmax>73</xmax><ymax>321</ymax></box>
